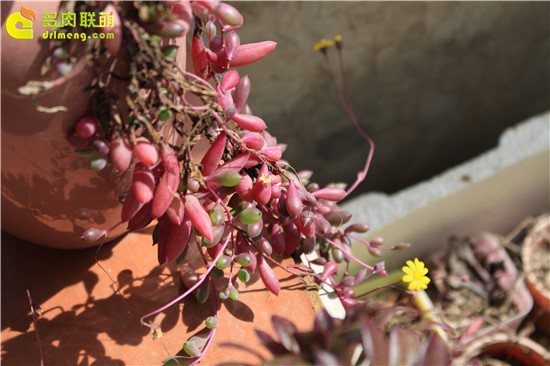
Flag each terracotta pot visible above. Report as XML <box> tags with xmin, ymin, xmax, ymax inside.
<box><xmin>521</xmin><ymin>213</ymin><xmax>550</xmax><ymax>335</ymax></box>
<box><xmin>1</xmin><ymin>1</ymin><xmax>128</xmax><ymax>248</ymax></box>
<box><xmin>1</xmin><ymin>229</ymin><xmax>317</xmax><ymax>365</ymax></box>
<box><xmin>1</xmin><ymin>1</ymin><xmax>192</xmax><ymax>249</ymax></box>
<box><xmin>454</xmin><ymin>332</ymin><xmax>550</xmax><ymax>366</ymax></box>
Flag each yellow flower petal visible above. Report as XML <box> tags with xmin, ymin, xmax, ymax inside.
<box><xmin>401</xmin><ymin>258</ymin><xmax>430</xmax><ymax>292</ymax></box>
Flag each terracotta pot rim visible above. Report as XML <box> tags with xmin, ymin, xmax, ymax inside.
<box><xmin>521</xmin><ymin>213</ymin><xmax>550</xmax><ymax>299</ymax></box>
<box><xmin>454</xmin><ymin>332</ymin><xmax>550</xmax><ymax>366</ymax></box>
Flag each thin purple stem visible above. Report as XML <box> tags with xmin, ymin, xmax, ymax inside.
<box><xmin>262</xmin><ymin>254</ymin><xmax>334</xmax><ymax>288</ymax></box>
<box><xmin>106</xmin><ymin>220</ymin><xmax>123</xmax><ymax>233</ymax></box>
<box><xmin>336</xmin><ymin>48</ymin><xmax>353</xmax><ymax>112</ymax></box>
<box><xmin>320</xmin><ymin>48</ymin><xmax>374</xmax><ymax>196</ymax></box>
<box><xmin>353</xmin><ymin>280</ymin><xmax>403</xmax><ymax>299</ymax></box>
<box><xmin>322</xmin><ymin>53</ymin><xmax>349</xmax><ymax>114</ymax></box>
<box><xmin>140</xmin><ymin>234</ymin><xmax>231</xmax><ymax>327</ymax></box>
<box><xmin>346</xmin><ymin>233</ymin><xmax>395</xmax><ymax>251</ymax></box>
<box><xmin>191</xmin><ymin>267</ymin><xmax>221</xmax><ymax>365</ymax></box>
<box><xmin>323</xmin><ymin>237</ymin><xmax>373</xmax><ymax>271</ymax></box>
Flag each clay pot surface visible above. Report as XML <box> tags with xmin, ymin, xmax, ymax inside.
<box><xmin>1</xmin><ymin>1</ymin><xmax>193</xmax><ymax>249</ymax></box>
<box><xmin>1</xmin><ymin>1</ymin><xmax>131</xmax><ymax>248</ymax></box>
<box><xmin>1</xmin><ymin>229</ymin><xmax>317</xmax><ymax>365</ymax></box>
<box><xmin>455</xmin><ymin>332</ymin><xmax>550</xmax><ymax>366</ymax></box>
<box><xmin>521</xmin><ymin>213</ymin><xmax>550</xmax><ymax>335</ymax></box>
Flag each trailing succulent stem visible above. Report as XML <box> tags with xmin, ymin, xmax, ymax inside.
<box><xmin>24</xmin><ymin>1</ymin><xmax>427</xmax><ymax>363</ymax></box>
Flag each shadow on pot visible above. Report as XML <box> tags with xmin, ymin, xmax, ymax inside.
<box><xmin>0</xmin><ymin>230</ymin><xmax>215</xmax><ymax>365</ymax></box>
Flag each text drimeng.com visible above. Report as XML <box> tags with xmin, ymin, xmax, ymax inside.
<box><xmin>42</xmin><ymin>30</ymin><xmax>114</xmax><ymax>41</ymax></box>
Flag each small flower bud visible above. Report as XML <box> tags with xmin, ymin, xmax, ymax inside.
<box><xmin>369</xmin><ymin>236</ymin><xmax>385</xmax><ymax>247</ymax></box>
<box><xmin>393</xmin><ymin>242</ymin><xmax>412</xmax><ymax>250</ymax></box>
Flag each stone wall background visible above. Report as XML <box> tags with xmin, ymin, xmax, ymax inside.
<box><xmin>233</xmin><ymin>2</ymin><xmax>550</xmax><ymax>196</ymax></box>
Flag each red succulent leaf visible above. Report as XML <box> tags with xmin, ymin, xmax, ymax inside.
<box><xmin>132</xmin><ymin>163</ymin><xmax>156</xmax><ymax>204</ymax></box>
<box><xmin>163</xmin><ymin>217</ymin><xmax>192</xmax><ymax>263</ymax></box>
<box><xmin>121</xmin><ymin>188</ymin><xmax>144</xmax><ymax>222</ymax></box>
<box><xmin>257</xmin><ymin>254</ymin><xmax>280</xmax><ymax>296</ymax></box>
<box><xmin>230</xmin><ymin>41</ymin><xmax>277</xmax><ymax>67</ymax></box>
<box><xmin>184</xmin><ymin>195</ymin><xmax>214</xmax><ymax>241</ymax></box>
<box><xmin>312</xmin><ymin>187</ymin><xmax>347</xmax><ymax>202</ymax></box>
<box><xmin>232</xmin><ymin>113</ymin><xmax>266</xmax><ymax>132</ymax></box>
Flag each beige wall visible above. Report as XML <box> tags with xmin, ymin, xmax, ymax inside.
<box><xmin>235</xmin><ymin>2</ymin><xmax>550</xmax><ymax>195</ymax></box>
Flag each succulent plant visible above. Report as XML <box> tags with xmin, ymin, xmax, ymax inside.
<box><xmin>252</xmin><ymin>305</ymin><xmax>451</xmax><ymax>366</ymax></box>
<box><xmin>20</xmin><ymin>1</ymin><xmax>428</xmax><ymax>364</ymax></box>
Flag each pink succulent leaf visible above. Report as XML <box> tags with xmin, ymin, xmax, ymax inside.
<box><xmin>161</xmin><ymin>150</ymin><xmax>180</xmax><ymax>174</ymax></box>
<box><xmin>253</xmin><ymin>163</ymin><xmax>271</xmax><ymax>206</ymax></box>
<box><xmin>163</xmin><ymin>217</ymin><xmax>192</xmax><ymax>263</ymax></box>
<box><xmin>166</xmin><ymin>193</ymin><xmax>185</xmax><ymax>225</ymax></box>
<box><xmin>257</xmin><ymin>254</ymin><xmax>280</xmax><ymax>296</ymax></box>
<box><xmin>234</xmin><ymin>75</ymin><xmax>250</xmax><ymax>113</ymax></box>
<box><xmin>260</xmin><ymin>146</ymin><xmax>282</xmax><ymax>162</ymax></box>
<box><xmin>75</xmin><ymin>115</ymin><xmax>98</xmax><ymax>139</ymax></box>
<box><xmin>150</xmin><ymin>168</ymin><xmax>179</xmax><ymax>218</ymax></box>
<box><xmin>133</xmin><ymin>139</ymin><xmax>159</xmax><ymax>166</ymax></box>
<box><xmin>284</xmin><ymin>233</ymin><xmax>301</xmax><ymax>256</ymax></box>
<box><xmin>192</xmin><ymin>32</ymin><xmax>209</xmax><ymax>78</ymax></box>
<box><xmin>214</xmin><ymin>152</ymin><xmax>249</xmax><ymax>173</ymax></box>
<box><xmin>201</xmin><ymin>133</ymin><xmax>226</xmax><ymax>176</ymax></box>
<box><xmin>195</xmin><ymin>0</ymin><xmax>220</xmax><ymax>12</ymax></box>
<box><xmin>295</xmin><ymin>216</ymin><xmax>315</xmax><ymax>239</ymax></box>
<box><xmin>232</xmin><ymin>113</ymin><xmax>266</xmax><ymax>132</ymax></box>
<box><xmin>242</xmin><ymin>132</ymin><xmax>265</xmax><ymax>150</ymax></box>
<box><xmin>206</xmin><ymin>47</ymin><xmax>228</xmax><ymax>67</ymax></box>
<box><xmin>321</xmin><ymin>261</ymin><xmax>338</xmax><ymax>281</ymax></box>
<box><xmin>230</xmin><ymin>41</ymin><xmax>277</xmax><ymax>67</ymax></box>
<box><xmin>172</xmin><ymin>0</ymin><xmax>193</xmax><ymax>28</ymax></box>
<box><xmin>270</xmin><ymin>223</ymin><xmax>286</xmax><ymax>255</ymax></box>
<box><xmin>127</xmin><ymin>202</ymin><xmax>152</xmax><ymax>232</ymax></box>
<box><xmin>285</xmin><ymin>182</ymin><xmax>304</xmax><ymax>217</ymax></box>
<box><xmin>220</xmin><ymin>70</ymin><xmax>240</xmax><ymax>92</ymax></box>
<box><xmin>132</xmin><ymin>163</ymin><xmax>156</xmax><ymax>204</ymax></box>
<box><xmin>157</xmin><ymin>214</ymin><xmax>174</xmax><ymax>265</ymax></box>
<box><xmin>312</xmin><ymin>187</ymin><xmax>347</xmax><ymax>202</ymax></box>
<box><xmin>121</xmin><ymin>188</ymin><xmax>144</xmax><ymax>222</ymax></box>
<box><xmin>235</xmin><ymin>172</ymin><xmax>254</xmax><ymax>202</ymax></box>
<box><xmin>184</xmin><ymin>195</ymin><xmax>214</xmax><ymax>241</ymax></box>
<box><xmin>224</xmin><ymin>31</ymin><xmax>240</xmax><ymax>60</ymax></box>
<box><xmin>81</xmin><ymin>228</ymin><xmax>107</xmax><ymax>241</ymax></box>
<box><xmin>204</xmin><ymin>20</ymin><xmax>216</xmax><ymax>41</ymax></box>
<box><xmin>215</xmin><ymin>2</ymin><xmax>243</xmax><ymax>30</ymax></box>
<box><xmin>110</xmin><ymin>133</ymin><xmax>133</xmax><ymax>172</ymax></box>
<box><xmin>209</xmin><ymin>35</ymin><xmax>224</xmax><ymax>53</ymax></box>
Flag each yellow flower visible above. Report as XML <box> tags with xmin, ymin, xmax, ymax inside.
<box><xmin>334</xmin><ymin>34</ymin><xmax>342</xmax><ymax>42</ymax></box>
<box><xmin>402</xmin><ymin>258</ymin><xmax>430</xmax><ymax>291</ymax></box>
<box><xmin>313</xmin><ymin>38</ymin><xmax>334</xmax><ymax>52</ymax></box>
